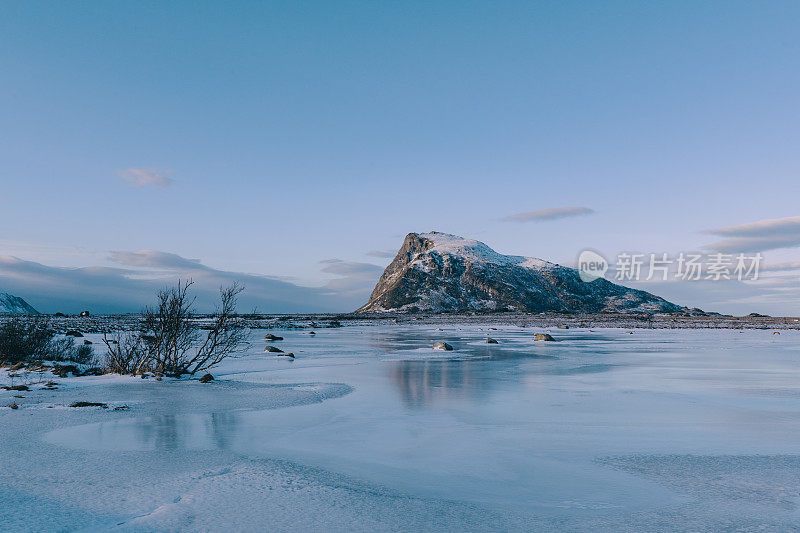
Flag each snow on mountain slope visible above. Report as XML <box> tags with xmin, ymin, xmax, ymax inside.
<box><xmin>357</xmin><ymin>232</ymin><xmax>684</xmax><ymax>314</ymax></box>
<box><xmin>0</xmin><ymin>292</ymin><xmax>39</xmax><ymax>314</ymax></box>
<box><xmin>413</xmin><ymin>232</ymin><xmax>555</xmax><ymax>270</ymax></box>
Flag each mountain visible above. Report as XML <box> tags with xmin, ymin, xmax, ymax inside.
<box><xmin>357</xmin><ymin>232</ymin><xmax>684</xmax><ymax>314</ymax></box>
<box><xmin>0</xmin><ymin>292</ymin><xmax>39</xmax><ymax>314</ymax></box>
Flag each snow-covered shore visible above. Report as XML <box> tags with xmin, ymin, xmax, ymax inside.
<box><xmin>0</xmin><ymin>372</ymin><xmax>356</xmax><ymax>531</ymax></box>
<box><xmin>4</xmin><ymin>325</ymin><xmax>800</xmax><ymax>531</ymax></box>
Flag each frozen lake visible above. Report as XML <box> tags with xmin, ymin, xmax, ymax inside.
<box><xmin>9</xmin><ymin>325</ymin><xmax>800</xmax><ymax>530</ymax></box>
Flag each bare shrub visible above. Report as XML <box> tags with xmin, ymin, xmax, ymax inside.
<box><xmin>46</xmin><ymin>337</ymin><xmax>75</xmax><ymax>361</ymax></box>
<box><xmin>0</xmin><ymin>318</ymin><xmax>53</xmax><ymax>363</ymax></box>
<box><xmin>47</xmin><ymin>337</ymin><xmax>96</xmax><ymax>364</ymax></box>
<box><xmin>142</xmin><ymin>281</ymin><xmax>248</xmax><ymax>376</ymax></box>
<box><xmin>0</xmin><ymin>317</ymin><xmax>99</xmax><ymax>366</ymax></box>
<box><xmin>141</xmin><ymin>280</ymin><xmax>200</xmax><ymax>376</ymax></box>
<box><xmin>102</xmin><ymin>332</ymin><xmax>149</xmax><ymax>375</ymax></box>
<box><xmin>184</xmin><ymin>283</ymin><xmax>249</xmax><ymax>375</ymax></box>
<box><xmin>72</xmin><ymin>344</ymin><xmax>96</xmax><ymax>365</ymax></box>
<box><xmin>102</xmin><ymin>280</ymin><xmax>249</xmax><ymax>377</ymax></box>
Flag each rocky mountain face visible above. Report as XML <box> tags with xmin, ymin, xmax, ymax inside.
<box><xmin>0</xmin><ymin>292</ymin><xmax>39</xmax><ymax>314</ymax></box>
<box><xmin>357</xmin><ymin>232</ymin><xmax>684</xmax><ymax>314</ymax></box>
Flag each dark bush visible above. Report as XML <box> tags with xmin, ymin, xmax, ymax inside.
<box><xmin>72</xmin><ymin>344</ymin><xmax>96</xmax><ymax>365</ymax></box>
<box><xmin>45</xmin><ymin>337</ymin><xmax>96</xmax><ymax>365</ymax></box>
<box><xmin>0</xmin><ymin>318</ymin><xmax>53</xmax><ymax>363</ymax></box>
<box><xmin>0</xmin><ymin>319</ymin><xmax>96</xmax><ymax>365</ymax></box>
<box><xmin>47</xmin><ymin>337</ymin><xmax>75</xmax><ymax>361</ymax></box>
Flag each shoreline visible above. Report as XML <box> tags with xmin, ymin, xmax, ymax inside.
<box><xmin>2</xmin><ymin>312</ymin><xmax>797</xmax><ymax>333</ymax></box>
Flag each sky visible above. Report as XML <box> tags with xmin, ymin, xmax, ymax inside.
<box><xmin>1</xmin><ymin>1</ymin><xmax>799</xmax><ymax>314</ymax></box>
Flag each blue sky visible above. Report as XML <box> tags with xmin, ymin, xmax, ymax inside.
<box><xmin>1</xmin><ymin>1</ymin><xmax>799</xmax><ymax>314</ymax></box>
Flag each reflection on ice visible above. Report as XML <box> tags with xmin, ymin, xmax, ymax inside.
<box><xmin>57</xmin><ymin>411</ymin><xmax>242</xmax><ymax>451</ymax></box>
<box><xmin>42</xmin><ymin>326</ymin><xmax>800</xmax><ymax>522</ymax></box>
<box><xmin>389</xmin><ymin>360</ymin><xmax>485</xmax><ymax>408</ymax></box>
<box><xmin>132</xmin><ymin>412</ymin><xmax>241</xmax><ymax>451</ymax></box>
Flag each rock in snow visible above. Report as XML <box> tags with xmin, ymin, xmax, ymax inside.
<box><xmin>357</xmin><ymin>232</ymin><xmax>684</xmax><ymax>314</ymax></box>
<box><xmin>0</xmin><ymin>292</ymin><xmax>39</xmax><ymax>314</ymax></box>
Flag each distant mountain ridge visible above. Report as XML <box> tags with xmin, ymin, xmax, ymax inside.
<box><xmin>357</xmin><ymin>232</ymin><xmax>684</xmax><ymax>314</ymax></box>
<box><xmin>0</xmin><ymin>292</ymin><xmax>39</xmax><ymax>314</ymax></box>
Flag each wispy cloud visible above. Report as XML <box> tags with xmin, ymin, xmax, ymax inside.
<box><xmin>319</xmin><ymin>259</ymin><xmax>383</xmax><ymax>296</ymax></box>
<box><xmin>366</xmin><ymin>250</ymin><xmax>396</xmax><ymax>259</ymax></box>
<box><xmin>706</xmin><ymin>216</ymin><xmax>800</xmax><ymax>237</ymax></box>
<box><xmin>761</xmin><ymin>260</ymin><xmax>800</xmax><ymax>272</ymax></box>
<box><xmin>0</xmin><ymin>252</ymin><xmax>381</xmax><ymax>313</ymax></box>
<box><xmin>500</xmin><ymin>206</ymin><xmax>594</xmax><ymax>223</ymax></box>
<box><xmin>703</xmin><ymin>216</ymin><xmax>800</xmax><ymax>253</ymax></box>
<box><xmin>319</xmin><ymin>259</ymin><xmax>383</xmax><ymax>276</ymax></box>
<box><xmin>117</xmin><ymin>168</ymin><xmax>173</xmax><ymax>188</ymax></box>
<box><xmin>109</xmin><ymin>250</ymin><xmax>206</xmax><ymax>270</ymax></box>
<box><xmin>625</xmin><ymin>277</ymin><xmax>800</xmax><ymax>316</ymax></box>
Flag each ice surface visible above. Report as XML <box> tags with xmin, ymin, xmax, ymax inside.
<box><xmin>3</xmin><ymin>326</ymin><xmax>800</xmax><ymax>531</ymax></box>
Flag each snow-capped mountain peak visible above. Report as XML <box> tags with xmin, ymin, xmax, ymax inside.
<box><xmin>417</xmin><ymin>232</ymin><xmax>554</xmax><ymax>270</ymax></box>
<box><xmin>358</xmin><ymin>232</ymin><xmax>683</xmax><ymax>314</ymax></box>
